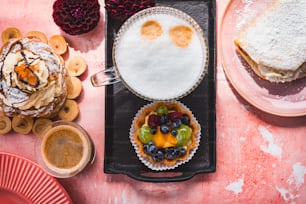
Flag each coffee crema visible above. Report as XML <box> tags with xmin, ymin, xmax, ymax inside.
<box><xmin>40</xmin><ymin>123</ymin><xmax>92</xmax><ymax>177</ymax></box>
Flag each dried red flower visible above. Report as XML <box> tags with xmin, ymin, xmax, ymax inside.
<box><xmin>105</xmin><ymin>0</ymin><xmax>155</xmax><ymax>21</ymax></box>
<box><xmin>52</xmin><ymin>0</ymin><xmax>101</xmax><ymax>35</ymax></box>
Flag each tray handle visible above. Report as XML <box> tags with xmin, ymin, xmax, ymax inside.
<box><xmin>91</xmin><ymin>67</ymin><xmax>120</xmax><ymax>86</ymax></box>
<box><xmin>126</xmin><ymin>171</ymin><xmax>197</xmax><ymax>182</ymax></box>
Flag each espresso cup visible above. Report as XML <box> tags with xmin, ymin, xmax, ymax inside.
<box><xmin>35</xmin><ymin>121</ymin><xmax>95</xmax><ymax>178</ymax></box>
<box><xmin>90</xmin><ymin>6</ymin><xmax>209</xmax><ymax>101</ymax></box>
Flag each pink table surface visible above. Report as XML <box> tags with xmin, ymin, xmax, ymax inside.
<box><xmin>1</xmin><ymin>0</ymin><xmax>306</xmax><ymax>203</ymax></box>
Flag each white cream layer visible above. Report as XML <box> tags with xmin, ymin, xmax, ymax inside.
<box><xmin>115</xmin><ymin>14</ymin><xmax>207</xmax><ymax>100</ymax></box>
<box><xmin>0</xmin><ymin>38</ymin><xmax>65</xmax><ymax>112</ymax></box>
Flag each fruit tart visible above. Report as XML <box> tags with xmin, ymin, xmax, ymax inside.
<box><xmin>0</xmin><ymin>37</ymin><xmax>67</xmax><ymax>118</ymax></box>
<box><xmin>130</xmin><ymin>101</ymin><xmax>201</xmax><ymax>171</ymax></box>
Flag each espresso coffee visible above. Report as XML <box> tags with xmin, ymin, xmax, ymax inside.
<box><xmin>40</xmin><ymin>123</ymin><xmax>92</xmax><ymax>177</ymax></box>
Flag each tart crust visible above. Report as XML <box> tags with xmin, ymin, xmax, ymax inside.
<box><xmin>131</xmin><ymin>101</ymin><xmax>200</xmax><ymax>169</ymax></box>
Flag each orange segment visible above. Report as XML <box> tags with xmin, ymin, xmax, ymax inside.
<box><xmin>15</xmin><ymin>63</ymin><xmax>39</xmax><ymax>87</ymax></box>
<box><xmin>152</xmin><ymin>130</ymin><xmax>164</xmax><ymax>148</ymax></box>
<box><xmin>28</xmin><ymin>75</ymin><xmax>38</xmax><ymax>86</ymax></box>
<box><xmin>164</xmin><ymin>133</ymin><xmax>178</xmax><ymax>148</ymax></box>
<box><xmin>152</xmin><ymin>128</ymin><xmax>177</xmax><ymax>149</ymax></box>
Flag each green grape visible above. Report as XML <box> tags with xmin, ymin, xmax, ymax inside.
<box><xmin>156</xmin><ymin>105</ymin><xmax>168</xmax><ymax>115</ymax></box>
<box><xmin>176</xmin><ymin>124</ymin><xmax>192</xmax><ymax>147</ymax></box>
<box><xmin>138</xmin><ymin>125</ymin><xmax>153</xmax><ymax>144</ymax></box>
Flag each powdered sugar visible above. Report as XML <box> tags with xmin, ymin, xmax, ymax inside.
<box><xmin>0</xmin><ymin>81</ymin><xmax>29</xmax><ymax>104</ymax></box>
<box><xmin>235</xmin><ymin>0</ymin><xmax>255</xmax><ymax>30</ymax></box>
<box><xmin>0</xmin><ymin>38</ymin><xmax>66</xmax><ymax>117</ymax></box>
<box><xmin>235</xmin><ymin>0</ymin><xmax>306</xmax><ymax>71</ymax></box>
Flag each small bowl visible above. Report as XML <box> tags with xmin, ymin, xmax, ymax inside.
<box><xmin>35</xmin><ymin>121</ymin><xmax>95</xmax><ymax>178</ymax></box>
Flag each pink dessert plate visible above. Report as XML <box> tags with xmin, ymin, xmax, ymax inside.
<box><xmin>0</xmin><ymin>152</ymin><xmax>72</xmax><ymax>204</ymax></box>
<box><xmin>219</xmin><ymin>0</ymin><xmax>306</xmax><ymax>117</ymax></box>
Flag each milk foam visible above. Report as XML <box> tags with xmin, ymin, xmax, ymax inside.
<box><xmin>115</xmin><ymin>14</ymin><xmax>207</xmax><ymax>100</ymax></box>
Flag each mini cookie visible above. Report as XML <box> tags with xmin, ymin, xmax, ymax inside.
<box><xmin>58</xmin><ymin>99</ymin><xmax>79</xmax><ymax>122</ymax></box>
<box><xmin>25</xmin><ymin>31</ymin><xmax>48</xmax><ymax>43</ymax></box>
<box><xmin>0</xmin><ymin>116</ymin><xmax>12</xmax><ymax>134</ymax></box>
<box><xmin>1</xmin><ymin>27</ymin><xmax>22</xmax><ymax>43</ymax></box>
<box><xmin>12</xmin><ymin>116</ymin><xmax>33</xmax><ymax>134</ymax></box>
<box><xmin>48</xmin><ymin>35</ymin><xmax>67</xmax><ymax>55</ymax></box>
<box><xmin>67</xmin><ymin>56</ymin><xmax>87</xmax><ymax>77</ymax></box>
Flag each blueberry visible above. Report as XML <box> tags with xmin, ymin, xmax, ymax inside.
<box><xmin>165</xmin><ymin>151</ymin><xmax>177</xmax><ymax>160</ymax></box>
<box><xmin>160</xmin><ymin>148</ymin><xmax>167</xmax><ymax>154</ymax></box>
<box><xmin>182</xmin><ymin>114</ymin><xmax>190</xmax><ymax>125</ymax></box>
<box><xmin>164</xmin><ymin>147</ymin><xmax>174</xmax><ymax>154</ymax></box>
<box><xmin>160</xmin><ymin>124</ymin><xmax>170</xmax><ymax>134</ymax></box>
<box><xmin>171</xmin><ymin>129</ymin><xmax>178</xmax><ymax>136</ymax></box>
<box><xmin>148</xmin><ymin>144</ymin><xmax>158</xmax><ymax>155</ymax></box>
<box><xmin>152</xmin><ymin>150</ymin><xmax>165</xmax><ymax>162</ymax></box>
<box><xmin>164</xmin><ymin>147</ymin><xmax>178</xmax><ymax>160</ymax></box>
<box><xmin>172</xmin><ymin>148</ymin><xmax>180</xmax><ymax>155</ymax></box>
<box><xmin>150</xmin><ymin>128</ymin><xmax>157</xmax><ymax>135</ymax></box>
<box><xmin>147</xmin><ymin>141</ymin><xmax>154</xmax><ymax>146</ymax></box>
<box><xmin>143</xmin><ymin>144</ymin><xmax>150</xmax><ymax>154</ymax></box>
<box><xmin>144</xmin><ymin>141</ymin><xmax>156</xmax><ymax>155</ymax></box>
<box><xmin>159</xmin><ymin>114</ymin><xmax>169</xmax><ymax>125</ymax></box>
<box><xmin>177</xmin><ymin>147</ymin><xmax>187</xmax><ymax>157</ymax></box>
<box><xmin>172</xmin><ymin>119</ymin><xmax>182</xmax><ymax>128</ymax></box>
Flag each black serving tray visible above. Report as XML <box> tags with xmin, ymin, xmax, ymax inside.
<box><xmin>104</xmin><ymin>0</ymin><xmax>216</xmax><ymax>182</ymax></box>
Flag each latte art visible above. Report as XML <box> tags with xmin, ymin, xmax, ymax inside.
<box><xmin>114</xmin><ymin>8</ymin><xmax>208</xmax><ymax>100</ymax></box>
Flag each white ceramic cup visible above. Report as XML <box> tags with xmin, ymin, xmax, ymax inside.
<box><xmin>91</xmin><ymin>6</ymin><xmax>208</xmax><ymax>101</ymax></box>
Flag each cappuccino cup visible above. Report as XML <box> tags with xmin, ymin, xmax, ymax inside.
<box><xmin>91</xmin><ymin>6</ymin><xmax>208</xmax><ymax>101</ymax></box>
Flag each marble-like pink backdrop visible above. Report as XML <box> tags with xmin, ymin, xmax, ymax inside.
<box><xmin>0</xmin><ymin>0</ymin><xmax>305</xmax><ymax>203</ymax></box>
